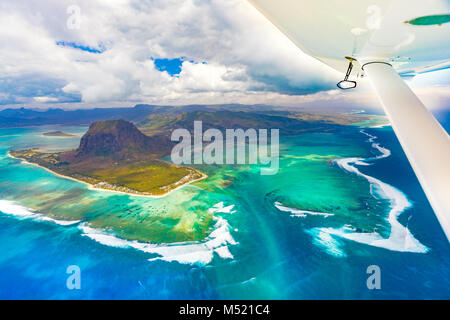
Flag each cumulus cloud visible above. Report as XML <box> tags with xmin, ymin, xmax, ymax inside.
<box><xmin>0</xmin><ymin>0</ymin><xmax>342</xmax><ymax>107</ymax></box>
<box><xmin>0</xmin><ymin>0</ymin><xmax>447</xmax><ymax>109</ymax></box>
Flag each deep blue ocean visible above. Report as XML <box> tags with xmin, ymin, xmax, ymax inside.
<box><xmin>0</xmin><ymin>110</ymin><xmax>448</xmax><ymax>299</ymax></box>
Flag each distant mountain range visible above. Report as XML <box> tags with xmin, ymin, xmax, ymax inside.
<box><xmin>0</xmin><ymin>104</ymin><xmax>275</xmax><ymax>127</ymax></box>
<box><xmin>137</xmin><ymin>110</ymin><xmax>341</xmax><ymax>137</ymax></box>
<box><xmin>0</xmin><ymin>103</ymin><xmax>381</xmax><ymax>128</ymax></box>
<box><xmin>0</xmin><ymin>104</ymin><xmax>165</xmax><ymax>127</ymax></box>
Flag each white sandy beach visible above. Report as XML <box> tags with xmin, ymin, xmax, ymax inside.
<box><xmin>7</xmin><ymin>151</ymin><xmax>207</xmax><ymax>199</ymax></box>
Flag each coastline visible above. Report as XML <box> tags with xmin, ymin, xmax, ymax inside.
<box><xmin>41</xmin><ymin>134</ymin><xmax>77</xmax><ymax>138</ymax></box>
<box><xmin>7</xmin><ymin>151</ymin><xmax>208</xmax><ymax>199</ymax></box>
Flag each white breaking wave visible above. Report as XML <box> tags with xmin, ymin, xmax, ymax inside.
<box><xmin>210</xmin><ymin>201</ymin><xmax>236</xmax><ymax>214</ymax></box>
<box><xmin>361</xmin><ymin>130</ymin><xmax>391</xmax><ymax>159</ymax></box>
<box><xmin>0</xmin><ymin>200</ymin><xmax>81</xmax><ymax>226</ymax></box>
<box><xmin>307</xmin><ymin>228</ymin><xmax>347</xmax><ymax>257</ymax></box>
<box><xmin>317</xmin><ymin>130</ymin><xmax>429</xmax><ymax>254</ymax></box>
<box><xmin>274</xmin><ymin>202</ymin><xmax>333</xmax><ymax>218</ymax></box>
<box><xmin>0</xmin><ymin>196</ymin><xmax>238</xmax><ymax>264</ymax></box>
<box><xmin>79</xmin><ymin>202</ymin><xmax>238</xmax><ymax>265</ymax></box>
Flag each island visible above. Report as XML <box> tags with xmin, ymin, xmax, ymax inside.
<box><xmin>9</xmin><ymin>109</ymin><xmax>383</xmax><ymax>197</ymax></box>
<box><xmin>11</xmin><ymin>120</ymin><xmax>206</xmax><ymax>197</ymax></box>
<box><xmin>42</xmin><ymin>130</ymin><xmax>75</xmax><ymax>137</ymax></box>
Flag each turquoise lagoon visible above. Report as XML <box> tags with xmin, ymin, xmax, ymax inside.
<box><xmin>0</xmin><ymin>121</ymin><xmax>448</xmax><ymax>299</ymax></box>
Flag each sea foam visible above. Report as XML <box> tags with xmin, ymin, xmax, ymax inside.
<box><xmin>210</xmin><ymin>201</ymin><xmax>236</xmax><ymax>214</ymax></box>
<box><xmin>0</xmin><ymin>200</ymin><xmax>81</xmax><ymax>226</ymax></box>
<box><xmin>321</xmin><ymin>130</ymin><xmax>429</xmax><ymax>254</ymax></box>
<box><xmin>79</xmin><ymin>202</ymin><xmax>238</xmax><ymax>265</ymax></box>
<box><xmin>283</xmin><ymin>130</ymin><xmax>428</xmax><ymax>255</ymax></box>
<box><xmin>0</xmin><ymin>197</ymin><xmax>237</xmax><ymax>265</ymax></box>
<box><xmin>274</xmin><ymin>202</ymin><xmax>333</xmax><ymax>218</ymax></box>
<box><xmin>307</xmin><ymin>228</ymin><xmax>347</xmax><ymax>257</ymax></box>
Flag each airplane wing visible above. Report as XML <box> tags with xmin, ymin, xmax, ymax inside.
<box><xmin>248</xmin><ymin>0</ymin><xmax>450</xmax><ymax>241</ymax></box>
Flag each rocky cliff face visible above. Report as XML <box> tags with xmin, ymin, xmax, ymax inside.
<box><xmin>74</xmin><ymin>119</ymin><xmax>169</xmax><ymax>161</ymax></box>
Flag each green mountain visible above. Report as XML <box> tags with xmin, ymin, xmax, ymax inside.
<box><xmin>11</xmin><ymin>120</ymin><xmax>202</xmax><ymax>196</ymax></box>
<box><xmin>138</xmin><ymin>110</ymin><xmax>341</xmax><ymax>137</ymax></box>
<box><xmin>74</xmin><ymin>119</ymin><xmax>169</xmax><ymax>161</ymax></box>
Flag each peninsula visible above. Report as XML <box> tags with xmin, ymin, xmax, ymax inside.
<box><xmin>11</xmin><ymin>120</ymin><xmax>205</xmax><ymax>196</ymax></box>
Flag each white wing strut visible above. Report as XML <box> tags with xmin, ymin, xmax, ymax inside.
<box><xmin>362</xmin><ymin>61</ymin><xmax>450</xmax><ymax>240</ymax></box>
<box><xmin>247</xmin><ymin>0</ymin><xmax>450</xmax><ymax>241</ymax></box>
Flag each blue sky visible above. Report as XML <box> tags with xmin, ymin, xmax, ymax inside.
<box><xmin>56</xmin><ymin>41</ymin><xmax>105</xmax><ymax>54</ymax></box>
<box><xmin>153</xmin><ymin>58</ymin><xmax>184</xmax><ymax>76</ymax></box>
<box><xmin>0</xmin><ymin>0</ymin><xmax>448</xmax><ymax>110</ymax></box>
